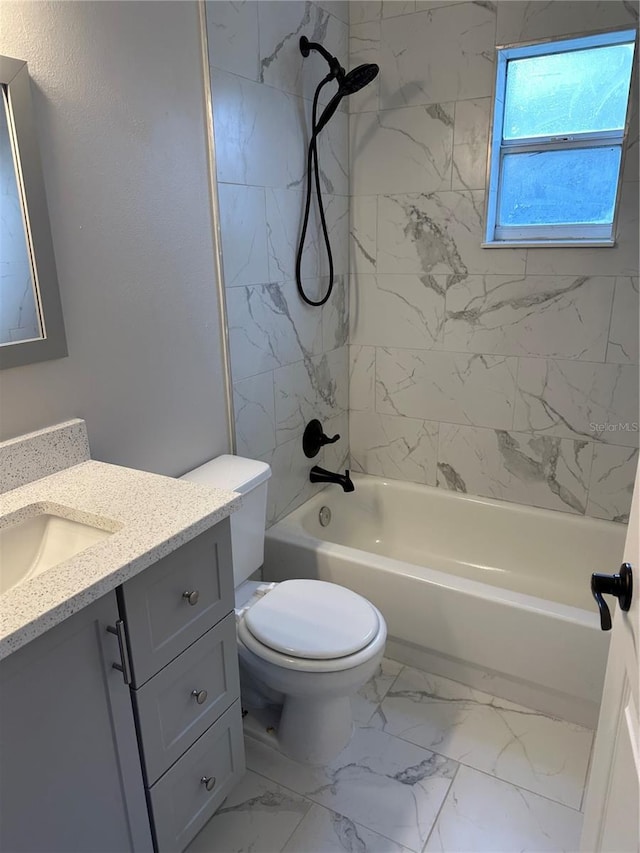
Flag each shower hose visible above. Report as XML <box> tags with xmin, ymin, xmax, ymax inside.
<box><xmin>295</xmin><ymin>74</ymin><xmax>337</xmax><ymax>307</ymax></box>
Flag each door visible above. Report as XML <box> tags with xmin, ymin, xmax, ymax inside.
<box><xmin>581</xmin><ymin>464</ymin><xmax>639</xmax><ymax>852</ymax></box>
<box><xmin>0</xmin><ymin>592</ymin><xmax>152</xmax><ymax>853</ymax></box>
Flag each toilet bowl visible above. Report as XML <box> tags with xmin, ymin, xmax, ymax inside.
<box><xmin>181</xmin><ymin>455</ymin><xmax>387</xmax><ymax>764</ymax></box>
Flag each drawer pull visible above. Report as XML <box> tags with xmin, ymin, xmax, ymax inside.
<box><xmin>192</xmin><ymin>689</ymin><xmax>208</xmax><ymax>705</ymax></box>
<box><xmin>182</xmin><ymin>590</ymin><xmax>200</xmax><ymax>606</ymax></box>
<box><xmin>201</xmin><ymin>775</ymin><xmax>216</xmax><ymax>792</ymax></box>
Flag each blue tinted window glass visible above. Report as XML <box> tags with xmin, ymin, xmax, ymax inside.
<box><xmin>503</xmin><ymin>42</ymin><xmax>635</xmax><ymax>140</ymax></box>
<box><xmin>498</xmin><ymin>147</ymin><xmax>622</xmax><ymax>226</ymax></box>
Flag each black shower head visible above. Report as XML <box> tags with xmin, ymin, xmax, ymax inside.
<box><xmin>299</xmin><ymin>37</ymin><xmax>379</xmax><ymax>136</ymax></box>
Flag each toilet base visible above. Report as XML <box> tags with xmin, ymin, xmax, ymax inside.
<box><xmin>279</xmin><ymin>694</ymin><xmax>353</xmax><ymax>764</ymax></box>
<box><xmin>242</xmin><ymin>695</ymin><xmax>354</xmax><ymax>765</ymax></box>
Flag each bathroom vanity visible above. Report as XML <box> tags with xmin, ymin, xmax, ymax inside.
<box><xmin>0</xmin><ymin>421</ymin><xmax>244</xmax><ymax>853</ymax></box>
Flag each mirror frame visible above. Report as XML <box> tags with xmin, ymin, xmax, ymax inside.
<box><xmin>1</xmin><ymin>55</ymin><xmax>67</xmax><ymax>369</ymax></box>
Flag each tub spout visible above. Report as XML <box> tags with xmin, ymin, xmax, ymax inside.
<box><xmin>310</xmin><ymin>465</ymin><xmax>355</xmax><ymax>492</ymax></box>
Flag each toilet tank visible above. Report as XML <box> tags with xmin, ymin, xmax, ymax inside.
<box><xmin>181</xmin><ymin>455</ymin><xmax>271</xmax><ymax>587</ymax></box>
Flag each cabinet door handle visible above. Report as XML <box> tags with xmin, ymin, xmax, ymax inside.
<box><xmin>192</xmin><ymin>689</ymin><xmax>208</xmax><ymax>705</ymax></box>
<box><xmin>182</xmin><ymin>590</ymin><xmax>200</xmax><ymax>606</ymax></box>
<box><xmin>107</xmin><ymin>620</ymin><xmax>133</xmax><ymax>685</ymax></box>
<box><xmin>201</xmin><ymin>776</ymin><xmax>216</xmax><ymax>792</ymax></box>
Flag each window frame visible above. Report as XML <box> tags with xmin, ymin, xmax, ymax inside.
<box><xmin>483</xmin><ymin>27</ymin><xmax>638</xmax><ymax>249</ymax></box>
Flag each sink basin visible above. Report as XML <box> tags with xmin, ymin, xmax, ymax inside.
<box><xmin>0</xmin><ymin>513</ymin><xmax>112</xmax><ymax>595</ymax></box>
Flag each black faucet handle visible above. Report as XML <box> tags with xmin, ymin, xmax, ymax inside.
<box><xmin>591</xmin><ymin>563</ymin><xmax>633</xmax><ymax>631</ymax></box>
<box><xmin>303</xmin><ymin>419</ymin><xmax>341</xmax><ymax>458</ymax></box>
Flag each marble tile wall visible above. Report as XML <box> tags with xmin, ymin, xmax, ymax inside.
<box><xmin>349</xmin><ymin>0</ymin><xmax>640</xmax><ymax>521</ymax></box>
<box><xmin>206</xmin><ymin>1</ymin><xmax>350</xmax><ymax>524</ymax></box>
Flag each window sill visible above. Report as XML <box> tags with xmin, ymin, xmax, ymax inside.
<box><xmin>481</xmin><ymin>239</ymin><xmax>616</xmax><ymax>249</ymax></box>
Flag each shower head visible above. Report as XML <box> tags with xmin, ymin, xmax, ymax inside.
<box><xmin>300</xmin><ymin>37</ymin><xmax>379</xmax><ymax>136</ymax></box>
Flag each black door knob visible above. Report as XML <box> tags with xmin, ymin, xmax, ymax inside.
<box><xmin>591</xmin><ymin>563</ymin><xmax>633</xmax><ymax>631</ymax></box>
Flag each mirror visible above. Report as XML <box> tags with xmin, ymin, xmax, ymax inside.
<box><xmin>0</xmin><ymin>55</ymin><xmax>66</xmax><ymax>369</ymax></box>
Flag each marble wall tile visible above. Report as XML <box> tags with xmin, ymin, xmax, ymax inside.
<box><xmin>227</xmin><ymin>283</ymin><xmax>323</xmax><ymax>380</ymax></box>
<box><xmin>525</xmin><ymin>183</ymin><xmax>640</xmax><ymax>278</ymax></box>
<box><xmin>452</xmin><ymin>98</ymin><xmax>492</xmax><ymax>191</ymax></box>
<box><xmin>496</xmin><ymin>1</ymin><xmax>638</xmax><ymax>45</ymax></box>
<box><xmin>376</xmin><ymin>348</ymin><xmax>517</xmax><ymax>429</ymax></box>
<box><xmin>378</xmin><ymin>3</ymin><xmax>497</xmax><ymax>110</ymax></box>
<box><xmin>317</xmin><ymin>1</ymin><xmax>349</xmax><ymax>24</ymax></box>
<box><xmin>233</xmin><ymin>374</ymin><xmax>276</xmax><ymax>458</ymax></box>
<box><xmin>322</xmin><ymin>409</ymin><xmax>350</xmax><ymax>471</ymax></box>
<box><xmin>319</xmin><ymin>194</ymin><xmax>350</xmax><ymax>277</ymax></box>
<box><xmin>377</xmin><ymin>192</ymin><xmax>526</xmax><ymax>277</ymax></box>
<box><xmin>266</xmin><ymin>188</ymin><xmax>318</xmax><ymax>281</ymax></box>
<box><xmin>350</xmin><ymin>410</ymin><xmax>438</xmax><ymax>483</ymax></box>
<box><xmin>607</xmin><ymin>277</ymin><xmax>639</xmax><ymax>364</ymax></box>
<box><xmin>260</xmin><ymin>434</ymin><xmax>317</xmax><ymax>525</ymax></box>
<box><xmin>350</xmin><ymin>344</ymin><xmax>376</xmax><ymax>411</ymax></box>
<box><xmin>275</xmin><ymin>346</ymin><xmax>349</xmax><ymax>444</ymax></box>
<box><xmin>382</xmin><ymin>1</ymin><xmax>416</xmax><ymax>17</ymax></box>
<box><xmin>350</xmin><ymin>196</ymin><xmax>377</xmax><ymax>274</ymax></box>
<box><xmin>258</xmin><ymin>1</ymin><xmax>348</xmax><ymax>103</ymax></box>
<box><xmin>350</xmin><ymin>273</ymin><xmax>445</xmax><ymax>349</ymax></box>
<box><xmin>350</xmin><ymin>2</ymin><xmax>383</xmax><ymax>26</ymax></box>
<box><xmin>350</xmin><ymin>103</ymin><xmax>454</xmax><ymax>195</ymax></box>
<box><xmin>205</xmin><ymin>1</ymin><xmax>259</xmax><ymax>81</ymax></box>
<box><xmin>514</xmin><ymin>359</ymin><xmax>640</xmax><ymax>448</ymax></box>
<box><xmin>322</xmin><ymin>275</ymin><xmax>349</xmax><ymax>351</ymax></box>
<box><xmin>218</xmin><ymin>184</ymin><xmax>269</xmax><ymax>287</ymax></box>
<box><xmin>349</xmin><ymin>21</ymin><xmax>380</xmax><ymax>113</ymax></box>
<box><xmin>437</xmin><ymin>424</ymin><xmax>593</xmax><ymax>515</ymax></box>
<box><xmin>424</xmin><ymin>765</ymin><xmax>584</xmax><ymax>853</ymax></box>
<box><xmin>444</xmin><ymin>275</ymin><xmax>615</xmax><ymax>360</ymax></box>
<box><xmin>586</xmin><ymin>445</ymin><xmax>639</xmax><ymax>523</ymax></box>
<box><xmin>212</xmin><ymin>70</ymin><xmax>307</xmax><ymax>188</ymax></box>
<box><xmin>314</xmin><ymin>107</ymin><xmax>350</xmax><ymax>196</ymax></box>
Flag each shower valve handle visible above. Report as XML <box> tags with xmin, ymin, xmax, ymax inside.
<box><xmin>303</xmin><ymin>419</ymin><xmax>340</xmax><ymax>458</ymax></box>
<box><xmin>591</xmin><ymin>563</ymin><xmax>633</xmax><ymax>631</ymax></box>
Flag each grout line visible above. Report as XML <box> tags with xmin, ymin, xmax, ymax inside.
<box><xmin>579</xmin><ymin>728</ymin><xmax>597</xmax><ymax>813</ymax></box>
<box><xmin>419</xmin><ymin>761</ymin><xmax>461</xmax><ymax>853</ymax></box>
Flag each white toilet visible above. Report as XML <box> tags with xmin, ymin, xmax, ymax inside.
<box><xmin>182</xmin><ymin>454</ymin><xmax>387</xmax><ymax>764</ymax></box>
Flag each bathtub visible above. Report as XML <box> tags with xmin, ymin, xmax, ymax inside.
<box><xmin>264</xmin><ymin>473</ymin><xmax>626</xmax><ymax>728</ymax></box>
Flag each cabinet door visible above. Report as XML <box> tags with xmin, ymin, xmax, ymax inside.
<box><xmin>120</xmin><ymin>520</ymin><xmax>234</xmax><ymax>687</ymax></box>
<box><xmin>0</xmin><ymin>593</ymin><xmax>152</xmax><ymax>853</ymax></box>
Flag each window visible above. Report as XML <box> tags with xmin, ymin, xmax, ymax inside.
<box><xmin>484</xmin><ymin>29</ymin><xmax>637</xmax><ymax>247</ymax></box>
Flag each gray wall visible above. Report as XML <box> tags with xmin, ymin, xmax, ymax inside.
<box><xmin>349</xmin><ymin>0</ymin><xmax>639</xmax><ymax>522</ymax></box>
<box><xmin>0</xmin><ymin>1</ymin><xmax>230</xmax><ymax>475</ymax></box>
<box><xmin>206</xmin><ymin>0</ymin><xmax>350</xmax><ymax>524</ymax></box>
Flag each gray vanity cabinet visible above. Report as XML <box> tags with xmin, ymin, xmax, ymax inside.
<box><xmin>119</xmin><ymin>519</ymin><xmax>245</xmax><ymax>853</ymax></box>
<box><xmin>0</xmin><ymin>592</ymin><xmax>153</xmax><ymax>853</ymax></box>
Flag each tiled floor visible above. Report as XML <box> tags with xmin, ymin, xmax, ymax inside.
<box><xmin>186</xmin><ymin>660</ymin><xmax>592</xmax><ymax>853</ymax></box>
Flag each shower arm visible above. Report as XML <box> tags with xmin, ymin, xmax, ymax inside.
<box><xmin>300</xmin><ymin>36</ymin><xmax>345</xmax><ymax>82</ymax></box>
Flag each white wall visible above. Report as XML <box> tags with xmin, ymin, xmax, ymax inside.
<box><xmin>349</xmin><ymin>0</ymin><xmax>639</xmax><ymax>522</ymax></box>
<box><xmin>0</xmin><ymin>1</ymin><xmax>230</xmax><ymax>475</ymax></box>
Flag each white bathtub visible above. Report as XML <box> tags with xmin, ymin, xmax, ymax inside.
<box><xmin>264</xmin><ymin>473</ymin><xmax>626</xmax><ymax>727</ymax></box>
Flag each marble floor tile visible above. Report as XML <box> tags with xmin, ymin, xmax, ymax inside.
<box><xmin>351</xmin><ymin>658</ymin><xmax>405</xmax><ymax>725</ymax></box>
<box><xmin>376</xmin><ymin>667</ymin><xmax>593</xmax><ymax>809</ymax></box>
<box><xmin>282</xmin><ymin>803</ymin><xmax>413</xmax><ymax>853</ymax></box>
<box><xmin>245</xmin><ymin>723</ymin><xmax>458</xmax><ymax>852</ymax></box>
<box><xmin>424</xmin><ymin>765</ymin><xmax>583</xmax><ymax>853</ymax></box>
<box><xmin>184</xmin><ymin>769</ymin><xmax>311</xmax><ymax>853</ymax></box>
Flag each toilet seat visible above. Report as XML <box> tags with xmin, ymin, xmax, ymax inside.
<box><xmin>237</xmin><ymin>580</ymin><xmax>386</xmax><ymax>673</ymax></box>
<box><xmin>244</xmin><ymin>579</ymin><xmax>379</xmax><ymax>659</ymax></box>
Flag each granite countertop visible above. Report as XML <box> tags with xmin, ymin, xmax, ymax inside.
<box><xmin>0</xmin><ymin>460</ymin><xmax>241</xmax><ymax>660</ymax></box>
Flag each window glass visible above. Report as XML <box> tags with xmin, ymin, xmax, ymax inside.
<box><xmin>503</xmin><ymin>42</ymin><xmax>635</xmax><ymax>140</ymax></box>
<box><xmin>498</xmin><ymin>146</ymin><xmax>622</xmax><ymax>226</ymax></box>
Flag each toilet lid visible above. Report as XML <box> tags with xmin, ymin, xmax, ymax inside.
<box><xmin>243</xmin><ymin>579</ymin><xmax>380</xmax><ymax>660</ymax></box>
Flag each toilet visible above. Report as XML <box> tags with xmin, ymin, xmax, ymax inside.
<box><xmin>182</xmin><ymin>454</ymin><xmax>387</xmax><ymax>764</ymax></box>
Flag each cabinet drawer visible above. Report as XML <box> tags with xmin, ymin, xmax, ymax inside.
<box><xmin>134</xmin><ymin>613</ymin><xmax>240</xmax><ymax>785</ymax></box>
<box><xmin>120</xmin><ymin>521</ymin><xmax>233</xmax><ymax>686</ymax></box>
<box><xmin>148</xmin><ymin>701</ymin><xmax>245</xmax><ymax>853</ymax></box>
